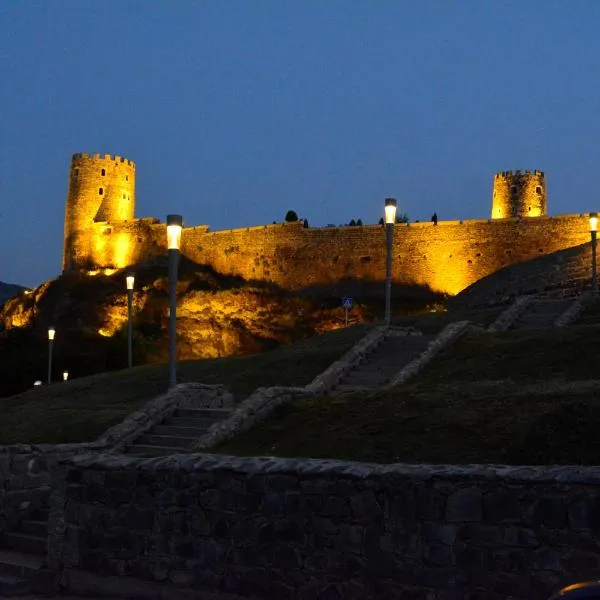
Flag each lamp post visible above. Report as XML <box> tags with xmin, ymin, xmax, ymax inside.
<box><xmin>384</xmin><ymin>198</ymin><xmax>397</xmax><ymax>327</ymax></box>
<box><xmin>167</xmin><ymin>214</ymin><xmax>183</xmax><ymax>389</ymax></box>
<box><xmin>126</xmin><ymin>274</ymin><xmax>135</xmax><ymax>368</ymax></box>
<box><xmin>47</xmin><ymin>327</ymin><xmax>55</xmax><ymax>384</ymax></box>
<box><xmin>590</xmin><ymin>213</ymin><xmax>598</xmax><ymax>296</ymax></box>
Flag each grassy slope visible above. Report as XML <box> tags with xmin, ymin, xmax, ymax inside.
<box><xmin>0</xmin><ymin>324</ymin><xmax>371</xmax><ymax>444</ymax></box>
<box><xmin>216</xmin><ymin>325</ymin><xmax>600</xmax><ymax>465</ymax></box>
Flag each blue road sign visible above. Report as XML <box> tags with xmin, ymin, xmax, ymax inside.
<box><xmin>342</xmin><ymin>296</ymin><xmax>353</xmax><ymax>309</ymax></box>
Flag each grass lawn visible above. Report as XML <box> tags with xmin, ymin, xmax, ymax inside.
<box><xmin>215</xmin><ymin>324</ymin><xmax>600</xmax><ymax>465</ymax></box>
<box><xmin>0</xmin><ymin>324</ymin><xmax>372</xmax><ymax>444</ymax></box>
<box><xmin>392</xmin><ymin>305</ymin><xmax>502</xmax><ymax>334</ymax></box>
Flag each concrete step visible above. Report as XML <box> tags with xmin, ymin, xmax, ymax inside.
<box><xmin>163</xmin><ymin>416</ymin><xmax>226</xmax><ymax>428</ymax></box>
<box><xmin>0</xmin><ymin>550</ymin><xmax>43</xmax><ymax>582</ymax></box>
<box><xmin>152</xmin><ymin>424</ymin><xmax>209</xmax><ymax>437</ymax></box>
<box><xmin>174</xmin><ymin>408</ymin><xmax>231</xmax><ymax>418</ymax></box>
<box><xmin>125</xmin><ymin>445</ymin><xmax>187</xmax><ymax>457</ymax></box>
<box><xmin>29</xmin><ymin>510</ymin><xmax>49</xmax><ymax>523</ymax></box>
<box><xmin>0</xmin><ymin>572</ymin><xmax>31</xmax><ymax>596</ymax></box>
<box><xmin>19</xmin><ymin>520</ymin><xmax>47</xmax><ymax>538</ymax></box>
<box><xmin>136</xmin><ymin>434</ymin><xmax>197</xmax><ymax>448</ymax></box>
<box><xmin>0</xmin><ymin>533</ymin><xmax>46</xmax><ymax>557</ymax></box>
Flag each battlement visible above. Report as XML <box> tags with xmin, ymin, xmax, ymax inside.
<box><xmin>71</xmin><ymin>152</ymin><xmax>135</xmax><ymax>167</ymax></box>
<box><xmin>495</xmin><ymin>170</ymin><xmax>544</xmax><ymax>178</ymax></box>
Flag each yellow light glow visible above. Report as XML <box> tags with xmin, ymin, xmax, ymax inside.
<box><xmin>126</xmin><ymin>275</ymin><xmax>135</xmax><ymax>290</ymax></box>
<box><xmin>590</xmin><ymin>213</ymin><xmax>598</xmax><ymax>232</ymax></box>
<box><xmin>48</xmin><ymin>328</ymin><xmax>55</xmax><ymax>341</ymax></box>
<box><xmin>97</xmin><ymin>328</ymin><xmax>112</xmax><ymax>337</ymax></box>
<box><xmin>167</xmin><ymin>224</ymin><xmax>182</xmax><ymax>250</ymax></box>
<box><xmin>384</xmin><ymin>198</ymin><xmax>397</xmax><ymax>225</ymax></box>
<box><xmin>63</xmin><ymin>371</ymin><xmax>69</xmax><ymax>381</ymax></box>
<box><xmin>112</xmin><ymin>234</ymin><xmax>131</xmax><ymax>268</ymax></box>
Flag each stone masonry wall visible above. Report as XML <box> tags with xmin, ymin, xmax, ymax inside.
<box><xmin>68</xmin><ymin>214</ymin><xmax>591</xmax><ymax>296</ymax></box>
<box><xmin>55</xmin><ymin>454</ymin><xmax>600</xmax><ymax>600</ymax></box>
<box><xmin>0</xmin><ymin>384</ymin><xmax>229</xmax><ymax>538</ymax></box>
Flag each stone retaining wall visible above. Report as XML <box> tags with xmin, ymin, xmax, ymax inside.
<box><xmin>554</xmin><ymin>291</ymin><xmax>592</xmax><ymax>327</ymax></box>
<box><xmin>52</xmin><ymin>453</ymin><xmax>600</xmax><ymax>600</ymax></box>
<box><xmin>0</xmin><ymin>384</ymin><xmax>229</xmax><ymax>537</ymax></box>
<box><xmin>487</xmin><ymin>295</ymin><xmax>534</xmax><ymax>333</ymax></box>
<box><xmin>304</xmin><ymin>326</ymin><xmax>387</xmax><ymax>394</ymax></box>
<box><xmin>386</xmin><ymin>320</ymin><xmax>478</xmax><ymax>388</ymax></box>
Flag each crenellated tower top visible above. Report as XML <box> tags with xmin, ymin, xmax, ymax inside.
<box><xmin>491</xmin><ymin>170</ymin><xmax>547</xmax><ymax>219</ymax></box>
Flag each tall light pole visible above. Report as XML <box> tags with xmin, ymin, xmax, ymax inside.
<box><xmin>590</xmin><ymin>212</ymin><xmax>598</xmax><ymax>296</ymax></box>
<box><xmin>384</xmin><ymin>198</ymin><xmax>397</xmax><ymax>327</ymax></box>
<box><xmin>47</xmin><ymin>327</ymin><xmax>55</xmax><ymax>384</ymax></box>
<box><xmin>167</xmin><ymin>214</ymin><xmax>183</xmax><ymax>389</ymax></box>
<box><xmin>126</xmin><ymin>274</ymin><xmax>135</xmax><ymax>368</ymax></box>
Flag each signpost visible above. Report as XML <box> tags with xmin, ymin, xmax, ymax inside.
<box><xmin>342</xmin><ymin>296</ymin><xmax>353</xmax><ymax>326</ymax></box>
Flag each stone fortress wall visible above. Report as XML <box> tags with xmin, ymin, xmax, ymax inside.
<box><xmin>61</xmin><ymin>154</ymin><xmax>591</xmax><ymax>295</ymax></box>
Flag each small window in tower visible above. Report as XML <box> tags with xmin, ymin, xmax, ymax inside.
<box><xmin>511</xmin><ymin>186</ymin><xmax>518</xmax><ymax>195</ymax></box>
<box><xmin>126</xmin><ymin>175</ymin><xmax>129</xmax><ymax>181</ymax></box>
<box><xmin>536</xmin><ymin>186</ymin><xmax>542</xmax><ymax>195</ymax></box>
<box><xmin>99</xmin><ymin>187</ymin><xmax>103</xmax><ymax>195</ymax></box>
<box><xmin>101</xmin><ymin>168</ymin><xmax>106</xmax><ymax>176</ymax></box>
<box><xmin>123</xmin><ymin>193</ymin><xmax>126</xmax><ymax>199</ymax></box>
<box><xmin>73</xmin><ymin>168</ymin><xmax>79</xmax><ymax>178</ymax></box>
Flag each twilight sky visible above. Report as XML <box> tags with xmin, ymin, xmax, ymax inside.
<box><xmin>2</xmin><ymin>1</ymin><xmax>600</xmax><ymax>287</ymax></box>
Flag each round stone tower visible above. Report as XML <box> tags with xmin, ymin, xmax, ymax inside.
<box><xmin>491</xmin><ymin>170</ymin><xmax>546</xmax><ymax>219</ymax></box>
<box><xmin>62</xmin><ymin>152</ymin><xmax>136</xmax><ymax>271</ymax></box>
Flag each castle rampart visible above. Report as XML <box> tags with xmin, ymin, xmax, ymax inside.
<box><xmin>61</xmin><ymin>154</ymin><xmax>592</xmax><ymax>295</ymax></box>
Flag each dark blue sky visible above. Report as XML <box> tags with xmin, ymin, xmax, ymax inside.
<box><xmin>2</xmin><ymin>1</ymin><xmax>600</xmax><ymax>287</ymax></box>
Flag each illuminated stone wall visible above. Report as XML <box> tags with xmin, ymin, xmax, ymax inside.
<box><xmin>60</xmin><ymin>154</ymin><xmax>591</xmax><ymax>296</ymax></box>
<box><xmin>491</xmin><ymin>170</ymin><xmax>547</xmax><ymax>219</ymax></box>
<box><xmin>63</xmin><ymin>153</ymin><xmax>136</xmax><ymax>271</ymax></box>
<box><xmin>64</xmin><ymin>215</ymin><xmax>591</xmax><ymax>296</ymax></box>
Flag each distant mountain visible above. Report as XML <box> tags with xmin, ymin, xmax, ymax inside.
<box><xmin>0</xmin><ymin>281</ymin><xmax>26</xmax><ymax>305</ymax></box>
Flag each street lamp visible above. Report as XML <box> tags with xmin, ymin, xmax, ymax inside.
<box><xmin>63</xmin><ymin>371</ymin><xmax>69</xmax><ymax>382</ymax></box>
<box><xmin>126</xmin><ymin>274</ymin><xmax>135</xmax><ymax>368</ymax></box>
<box><xmin>384</xmin><ymin>198</ymin><xmax>397</xmax><ymax>327</ymax></box>
<box><xmin>47</xmin><ymin>327</ymin><xmax>55</xmax><ymax>384</ymax></box>
<box><xmin>167</xmin><ymin>214</ymin><xmax>183</xmax><ymax>389</ymax></box>
<box><xmin>590</xmin><ymin>213</ymin><xmax>598</xmax><ymax>296</ymax></box>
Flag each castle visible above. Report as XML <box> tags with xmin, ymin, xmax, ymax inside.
<box><xmin>63</xmin><ymin>153</ymin><xmax>591</xmax><ymax>296</ymax></box>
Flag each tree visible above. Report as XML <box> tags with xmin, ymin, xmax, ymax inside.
<box><xmin>356</xmin><ymin>218</ymin><xmax>363</xmax><ymax>226</ymax></box>
<box><xmin>285</xmin><ymin>210</ymin><xmax>298</xmax><ymax>222</ymax></box>
<box><xmin>303</xmin><ymin>218</ymin><xmax>309</xmax><ymax>228</ymax></box>
<box><xmin>349</xmin><ymin>219</ymin><xmax>356</xmax><ymax>226</ymax></box>
<box><xmin>396</xmin><ymin>213</ymin><xmax>409</xmax><ymax>224</ymax></box>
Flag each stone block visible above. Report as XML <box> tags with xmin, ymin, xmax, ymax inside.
<box><xmin>446</xmin><ymin>489</ymin><xmax>483</xmax><ymax>522</ymax></box>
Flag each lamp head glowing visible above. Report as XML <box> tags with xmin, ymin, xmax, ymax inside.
<box><xmin>48</xmin><ymin>328</ymin><xmax>55</xmax><ymax>341</ymax></box>
<box><xmin>166</xmin><ymin>214</ymin><xmax>183</xmax><ymax>250</ymax></box>
<box><xmin>126</xmin><ymin>274</ymin><xmax>135</xmax><ymax>290</ymax></box>
<box><xmin>590</xmin><ymin>212</ymin><xmax>598</xmax><ymax>232</ymax></box>
<box><xmin>384</xmin><ymin>198</ymin><xmax>397</xmax><ymax>225</ymax></box>
<box><xmin>63</xmin><ymin>371</ymin><xmax>69</xmax><ymax>381</ymax></box>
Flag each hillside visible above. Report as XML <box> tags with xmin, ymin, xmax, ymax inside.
<box><xmin>0</xmin><ymin>280</ymin><xmax>26</xmax><ymax>305</ymax></box>
<box><xmin>216</xmin><ymin>320</ymin><xmax>600</xmax><ymax>465</ymax></box>
<box><xmin>0</xmin><ymin>257</ymin><xmax>440</xmax><ymax>397</ymax></box>
<box><xmin>453</xmin><ymin>241</ymin><xmax>591</xmax><ymax>307</ymax></box>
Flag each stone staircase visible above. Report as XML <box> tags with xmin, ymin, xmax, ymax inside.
<box><xmin>124</xmin><ymin>407</ymin><xmax>232</xmax><ymax>457</ymax></box>
<box><xmin>509</xmin><ymin>297</ymin><xmax>573</xmax><ymax>330</ymax></box>
<box><xmin>332</xmin><ymin>332</ymin><xmax>433</xmax><ymax>394</ymax></box>
<box><xmin>0</xmin><ymin>507</ymin><xmax>51</xmax><ymax>596</ymax></box>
